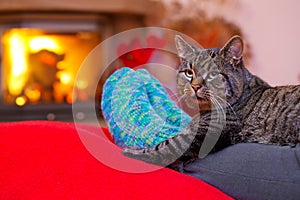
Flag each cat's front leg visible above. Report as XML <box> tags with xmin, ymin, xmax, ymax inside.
<box><xmin>122</xmin><ymin>116</ymin><xmax>212</xmax><ymax>167</ymax></box>
<box><xmin>122</xmin><ymin>127</ymin><xmax>197</xmax><ymax>167</ymax></box>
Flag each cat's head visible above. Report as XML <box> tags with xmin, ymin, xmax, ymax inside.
<box><xmin>175</xmin><ymin>35</ymin><xmax>246</xmax><ymax>112</ymax></box>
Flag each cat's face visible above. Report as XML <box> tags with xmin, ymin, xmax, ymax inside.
<box><xmin>175</xmin><ymin>35</ymin><xmax>245</xmax><ymax>112</ymax></box>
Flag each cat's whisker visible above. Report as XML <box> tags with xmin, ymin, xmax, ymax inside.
<box><xmin>209</xmin><ymin>96</ymin><xmax>226</xmax><ymax>120</ymax></box>
<box><xmin>213</xmin><ymin>94</ymin><xmax>237</xmax><ymax>117</ymax></box>
<box><xmin>177</xmin><ymin>93</ymin><xmax>188</xmax><ymax>102</ymax></box>
<box><xmin>207</xmin><ymin>91</ymin><xmax>237</xmax><ymax>117</ymax></box>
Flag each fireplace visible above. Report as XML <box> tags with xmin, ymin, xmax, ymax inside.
<box><xmin>2</xmin><ymin>26</ymin><xmax>102</xmax><ymax>105</ymax></box>
<box><xmin>0</xmin><ymin>16</ymin><xmax>105</xmax><ymax>121</ymax></box>
<box><xmin>0</xmin><ymin>0</ymin><xmax>151</xmax><ymax>121</ymax></box>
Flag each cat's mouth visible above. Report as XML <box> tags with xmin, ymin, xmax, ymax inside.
<box><xmin>196</xmin><ymin>96</ymin><xmax>210</xmax><ymax>101</ymax></box>
<box><xmin>182</xmin><ymin>88</ymin><xmax>211</xmax><ymax>111</ymax></box>
<box><xmin>195</xmin><ymin>87</ymin><xmax>210</xmax><ymax>100</ymax></box>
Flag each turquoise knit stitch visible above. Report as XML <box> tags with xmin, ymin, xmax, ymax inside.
<box><xmin>101</xmin><ymin>67</ymin><xmax>191</xmax><ymax>149</ymax></box>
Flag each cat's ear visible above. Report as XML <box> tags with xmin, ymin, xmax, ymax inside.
<box><xmin>221</xmin><ymin>35</ymin><xmax>243</xmax><ymax>60</ymax></box>
<box><xmin>175</xmin><ymin>35</ymin><xmax>195</xmax><ymax>60</ymax></box>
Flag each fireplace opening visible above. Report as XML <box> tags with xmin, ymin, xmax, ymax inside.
<box><xmin>2</xmin><ymin>28</ymin><xmax>101</xmax><ymax>106</ymax></box>
<box><xmin>0</xmin><ymin>19</ymin><xmax>105</xmax><ymax>121</ymax></box>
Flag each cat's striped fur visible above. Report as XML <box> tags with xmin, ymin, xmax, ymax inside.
<box><xmin>123</xmin><ymin>35</ymin><xmax>300</xmax><ymax>168</ymax></box>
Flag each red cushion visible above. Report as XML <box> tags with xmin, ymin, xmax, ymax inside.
<box><xmin>0</xmin><ymin>120</ymin><xmax>232</xmax><ymax>199</ymax></box>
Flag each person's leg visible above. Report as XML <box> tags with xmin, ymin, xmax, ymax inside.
<box><xmin>183</xmin><ymin>143</ymin><xmax>300</xmax><ymax>200</ymax></box>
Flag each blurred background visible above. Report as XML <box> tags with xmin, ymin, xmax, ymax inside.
<box><xmin>0</xmin><ymin>0</ymin><xmax>299</xmax><ymax>122</ymax></box>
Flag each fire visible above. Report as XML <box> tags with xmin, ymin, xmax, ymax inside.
<box><xmin>5</xmin><ymin>30</ymin><xmax>28</xmax><ymax>96</ymax></box>
<box><xmin>3</xmin><ymin>29</ymin><xmax>61</xmax><ymax>97</ymax></box>
<box><xmin>29</xmin><ymin>37</ymin><xmax>62</xmax><ymax>53</ymax></box>
<box><xmin>58</xmin><ymin>72</ymin><xmax>72</xmax><ymax>85</ymax></box>
<box><xmin>1</xmin><ymin>28</ymin><xmax>101</xmax><ymax>105</ymax></box>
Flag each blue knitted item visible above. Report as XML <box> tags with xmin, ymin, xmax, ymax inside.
<box><xmin>101</xmin><ymin>68</ymin><xmax>192</xmax><ymax>149</ymax></box>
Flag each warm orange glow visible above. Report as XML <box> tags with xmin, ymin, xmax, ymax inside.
<box><xmin>5</xmin><ymin>30</ymin><xmax>28</xmax><ymax>96</ymax></box>
<box><xmin>9</xmin><ymin>33</ymin><xmax>27</xmax><ymax>76</ymax></box>
<box><xmin>58</xmin><ymin>72</ymin><xmax>72</xmax><ymax>85</ymax></box>
<box><xmin>66</xmin><ymin>93</ymin><xmax>73</xmax><ymax>104</ymax></box>
<box><xmin>15</xmin><ymin>96</ymin><xmax>27</xmax><ymax>106</ymax></box>
<box><xmin>29</xmin><ymin>37</ymin><xmax>62</xmax><ymax>53</ymax></box>
<box><xmin>25</xmin><ymin>88</ymin><xmax>41</xmax><ymax>103</ymax></box>
<box><xmin>2</xmin><ymin>28</ymin><xmax>101</xmax><ymax>105</ymax></box>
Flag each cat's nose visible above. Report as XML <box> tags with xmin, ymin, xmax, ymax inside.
<box><xmin>191</xmin><ymin>84</ymin><xmax>201</xmax><ymax>91</ymax></box>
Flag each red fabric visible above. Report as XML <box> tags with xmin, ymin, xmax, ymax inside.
<box><xmin>0</xmin><ymin>121</ymin><xmax>232</xmax><ymax>200</ymax></box>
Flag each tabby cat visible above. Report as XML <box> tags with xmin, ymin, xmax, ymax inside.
<box><xmin>123</xmin><ymin>35</ymin><xmax>300</xmax><ymax>169</ymax></box>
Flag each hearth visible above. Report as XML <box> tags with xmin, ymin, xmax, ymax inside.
<box><xmin>0</xmin><ymin>15</ymin><xmax>104</xmax><ymax>121</ymax></box>
<box><xmin>0</xmin><ymin>0</ymin><xmax>157</xmax><ymax>122</ymax></box>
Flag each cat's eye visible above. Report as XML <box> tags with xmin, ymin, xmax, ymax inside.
<box><xmin>207</xmin><ymin>71</ymin><xmax>219</xmax><ymax>79</ymax></box>
<box><xmin>184</xmin><ymin>69</ymin><xmax>193</xmax><ymax>80</ymax></box>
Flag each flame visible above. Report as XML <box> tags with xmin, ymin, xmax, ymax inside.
<box><xmin>5</xmin><ymin>30</ymin><xmax>28</xmax><ymax>96</ymax></box>
<box><xmin>29</xmin><ymin>37</ymin><xmax>62</xmax><ymax>53</ymax></box>
<box><xmin>3</xmin><ymin>29</ymin><xmax>62</xmax><ymax>98</ymax></box>
<box><xmin>58</xmin><ymin>72</ymin><xmax>72</xmax><ymax>85</ymax></box>
<box><xmin>25</xmin><ymin>87</ymin><xmax>41</xmax><ymax>103</ymax></box>
<box><xmin>2</xmin><ymin>28</ymin><xmax>100</xmax><ymax>105</ymax></box>
<box><xmin>9</xmin><ymin>33</ymin><xmax>27</xmax><ymax>76</ymax></box>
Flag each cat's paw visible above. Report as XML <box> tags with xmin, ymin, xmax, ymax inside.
<box><xmin>122</xmin><ymin>129</ymin><xmax>196</xmax><ymax>166</ymax></box>
<box><xmin>122</xmin><ymin>147</ymin><xmax>164</xmax><ymax>166</ymax></box>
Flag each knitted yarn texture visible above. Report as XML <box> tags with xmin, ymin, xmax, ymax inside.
<box><xmin>101</xmin><ymin>68</ymin><xmax>191</xmax><ymax>149</ymax></box>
